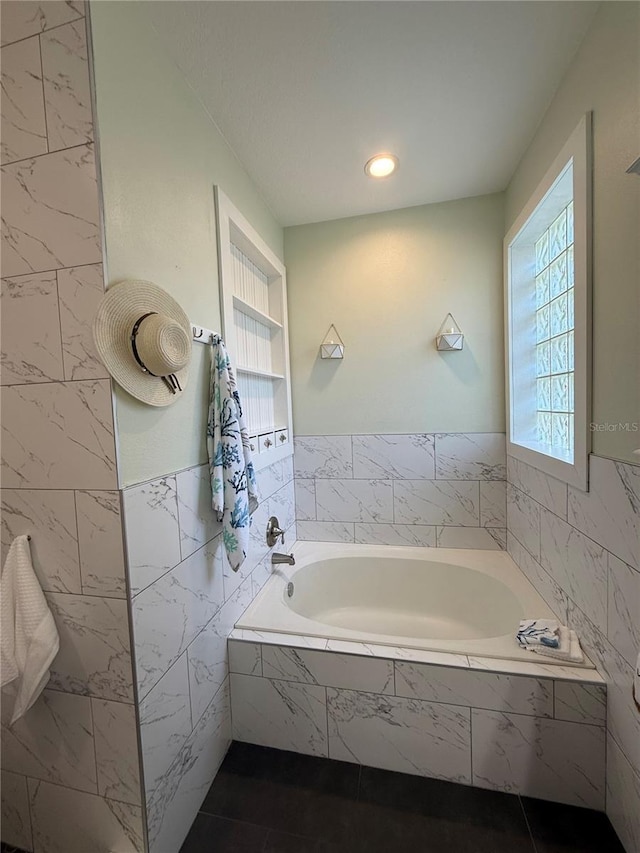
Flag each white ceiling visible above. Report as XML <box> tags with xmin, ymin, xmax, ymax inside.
<box><xmin>147</xmin><ymin>1</ymin><xmax>598</xmax><ymax>227</ymax></box>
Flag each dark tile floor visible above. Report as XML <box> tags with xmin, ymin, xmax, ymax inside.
<box><xmin>181</xmin><ymin>741</ymin><xmax>626</xmax><ymax>853</ymax></box>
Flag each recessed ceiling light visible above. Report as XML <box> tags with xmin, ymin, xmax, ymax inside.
<box><xmin>364</xmin><ymin>153</ymin><xmax>398</xmax><ymax>179</ymax></box>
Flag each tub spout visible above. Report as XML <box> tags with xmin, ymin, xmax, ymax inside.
<box><xmin>271</xmin><ymin>552</ymin><xmax>295</xmax><ymax>566</ymax></box>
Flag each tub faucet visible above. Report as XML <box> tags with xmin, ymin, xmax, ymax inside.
<box><xmin>271</xmin><ymin>552</ymin><xmax>295</xmax><ymax>566</ymax></box>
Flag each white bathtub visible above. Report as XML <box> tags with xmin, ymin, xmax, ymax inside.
<box><xmin>238</xmin><ymin>541</ymin><xmax>593</xmax><ymax>666</ymax></box>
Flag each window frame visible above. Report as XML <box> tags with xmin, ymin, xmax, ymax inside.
<box><xmin>504</xmin><ymin>114</ymin><xmax>592</xmax><ymax>490</ymax></box>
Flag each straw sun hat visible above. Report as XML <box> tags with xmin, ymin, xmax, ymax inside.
<box><xmin>93</xmin><ymin>280</ymin><xmax>192</xmax><ymax>407</ymax></box>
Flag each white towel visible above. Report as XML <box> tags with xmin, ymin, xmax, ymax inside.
<box><xmin>1</xmin><ymin>535</ymin><xmax>60</xmax><ymax>724</ymax></box>
<box><xmin>517</xmin><ymin>618</ymin><xmax>560</xmax><ymax>648</ymax></box>
<box><xmin>529</xmin><ymin>627</ymin><xmax>584</xmax><ymax>664</ymax></box>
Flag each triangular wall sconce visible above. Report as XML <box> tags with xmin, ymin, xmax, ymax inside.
<box><xmin>319</xmin><ymin>324</ymin><xmax>345</xmax><ymax>359</ymax></box>
<box><xmin>436</xmin><ymin>313</ymin><xmax>464</xmax><ymax>351</ymax></box>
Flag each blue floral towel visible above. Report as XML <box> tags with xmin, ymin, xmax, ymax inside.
<box><xmin>207</xmin><ymin>336</ymin><xmax>259</xmax><ymax>571</ymax></box>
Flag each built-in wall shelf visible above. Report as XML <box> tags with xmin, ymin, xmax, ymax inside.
<box><xmin>215</xmin><ymin>187</ymin><xmax>293</xmax><ymax>473</ymax></box>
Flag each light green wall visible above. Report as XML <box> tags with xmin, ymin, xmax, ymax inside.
<box><xmin>506</xmin><ymin>1</ymin><xmax>639</xmax><ymax>465</ymax></box>
<box><xmin>285</xmin><ymin>193</ymin><xmax>505</xmax><ymax>435</ymax></box>
<box><xmin>90</xmin><ymin>1</ymin><xmax>283</xmax><ymax>487</ymax></box>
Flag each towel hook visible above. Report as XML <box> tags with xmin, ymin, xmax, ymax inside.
<box><xmin>193</xmin><ymin>326</ymin><xmax>203</xmax><ymax>339</ymax></box>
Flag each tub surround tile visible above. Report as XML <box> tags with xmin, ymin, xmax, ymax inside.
<box><xmin>354</xmin><ymin>522</ymin><xmax>436</xmax><ymax>547</ymax></box>
<box><xmin>140</xmin><ymin>653</ymin><xmax>193</xmax><ymax>799</ymax></box>
<box><xmin>1</xmin><ymin>273</ymin><xmax>63</xmax><ymax>384</ymax></box>
<box><xmin>436</xmin><ymin>526</ymin><xmax>505</xmax><ymax>550</ymax></box>
<box><xmin>507</xmin><ymin>532</ymin><xmax>568</xmax><ymax>622</ymax></box>
<box><xmin>1</xmin><ymin>2</ymin><xmax>84</xmax><ymax>47</ymax></box>
<box><xmin>76</xmin><ymin>490</ymin><xmax>126</xmax><ymax>598</ymax></box>
<box><xmin>467</xmin><ymin>655</ymin><xmax>603</xmax><ymax>684</ymax></box>
<box><xmin>262</xmin><ymin>646</ymin><xmax>394</xmax><ymax>694</ymax></box>
<box><xmin>0</xmin><ymin>36</ymin><xmax>47</xmax><ymax>164</ymax></box>
<box><xmin>568</xmin><ymin>456</ymin><xmax>640</xmax><ymax>570</ymax></box>
<box><xmin>57</xmin><ymin>264</ymin><xmax>108</xmax><ymax>380</ymax></box>
<box><xmin>92</xmin><ymin>699</ymin><xmax>141</xmax><ymax>805</ymax></box>
<box><xmin>316</xmin><ymin>478</ymin><xmax>393</xmax><ymax>524</ymax></box>
<box><xmin>28</xmin><ymin>779</ymin><xmax>144</xmax><ymax>853</ymax></box>
<box><xmin>134</xmin><ymin>538</ymin><xmax>225</xmax><ymax>699</ymax></box>
<box><xmin>47</xmin><ymin>592</ymin><xmax>133</xmax><ymax>701</ymax></box>
<box><xmin>1</xmin><ymin>488</ymin><xmax>81</xmax><ymax>593</ymax></box>
<box><xmin>607</xmin><ymin>735</ymin><xmax>640</xmax><ymax>853</ymax></box>
<box><xmin>393</xmin><ymin>480</ymin><xmax>479</xmax><ymax>527</ymax></box>
<box><xmin>353</xmin><ymin>434</ymin><xmax>435</xmax><ymax>480</ymax></box>
<box><xmin>228</xmin><ymin>640</ymin><xmax>262</xmax><ymax>676</ymax></box>
<box><xmin>269</xmin><ymin>480</ymin><xmax>296</xmax><ymax>532</ymax></box>
<box><xmin>294</xmin><ymin>436</ymin><xmax>352</xmax><ymax>479</ymax></box>
<box><xmin>41</xmin><ymin>19</ymin><xmax>92</xmax><ymax>151</ymax></box>
<box><xmin>471</xmin><ymin>709</ymin><xmax>605</xmax><ymax>809</ymax></box>
<box><xmin>435</xmin><ymin>433</ymin><xmax>506</xmax><ymax>481</ymax></box>
<box><xmin>296</xmin><ymin>520</ymin><xmax>355</xmax><ymax>542</ymax></box>
<box><xmin>607</xmin><ymin>553</ymin><xmax>640</xmax><ymax>668</ymax></box>
<box><xmin>1</xmin><ymin>689</ymin><xmax>96</xmax><ymax>792</ymax></box>
<box><xmin>1</xmin><ymin>770</ymin><xmax>32</xmax><ymax>851</ymax></box>
<box><xmin>1</xmin><ymin>143</ymin><xmax>101</xmax><ymax>278</ymax></box>
<box><xmin>479</xmin><ymin>480</ymin><xmax>506</xmax><ymax>528</ymax></box>
<box><xmin>553</xmin><ymin>682</ymin><xmax>606</xmax><ymax>726</ymax></box>
<box><xmin>1</xmin><ymin>379</ymin><xmax>116</xmax><ymax>490</ymax></box>
<box><xmin>231</xmin><ymin>674</ymin><xmax>328</xmax><ymax>757</ymax></box>
<box><xmin>231</xmin><ymin>627</ymin><xmax>329</xmax><ymax>651</ymax></box>
<box><xmin>395</xmin><ymin>662</ymin><xmax>553</xmax><ymax>717</ymax></box>
<box><xmin>123</xmin><ymin>475</ymin><xmax>181</xmax><ymax>595</ymax></box>
<box><xmin>176</xmin><ymin>464</ymin><xmax>222</xmax><ymax>560</ymax></box>
<box><xmin>250</xmin><ymin>551</ymin><xmax>274</xmax><ymax>598</ymax></box>
<box><xmin>507</xmin><ymin>455</ymin><xmax>567</xmax><ymax>519</ymax></box>
<box><xmin>294</xmin><ymin>478</ymin><xmax>316</xmax><ymax>521</ymax></box>
<box><xmin>257</xmin><ymin>457</ymin><xmax>293</xmax><ymax>503</ymax></box>
<box><xmin>506</xmin><ymin>483</ymin><xmax>540</xmax><ymax>560</ymax></box>
<box><xmin>327</xmin><ymin>688</ymin><xmax>471</xmax><ymax>783</ymax></box>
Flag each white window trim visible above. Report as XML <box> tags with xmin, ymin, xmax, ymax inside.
<box><xmin>504</xmin><ymin>113</ymin><xmax>592</xmax><ymax>490</ymax></box>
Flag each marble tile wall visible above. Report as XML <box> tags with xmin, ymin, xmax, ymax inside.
<box><xmin>506</xmin><ymin>453</ymin><xmax>640</xmax><ymax>852</ymax></box>
<box><xmin>0</xmin><ymin>5</ymin><xmax>143</xmax><ymax>851</ymax></box>
<box><xmin>228</xmin><ymin>638</ymin><xmax>606</xmax><ymax>809</ymax></box>
<box><xmin>295</xmin><ymin>433</ymin><xmax>506</xmax><ymax>550</ymax></box>
<box><xmin>125</xmin><ymin>455</ymin><xmax>296</xmax><ymax>853</ymax></box>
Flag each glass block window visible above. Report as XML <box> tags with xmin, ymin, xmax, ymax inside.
<box><xmin>534</xmin><ymin>201</ymin><xmax>574</xmax><ymax>452</ymax></box>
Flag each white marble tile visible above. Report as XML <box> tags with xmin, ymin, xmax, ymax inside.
<box><xmin>323</xmin><ymin>639</ymin><xmax>469</xmax><ymax>668</ymax></box>
<box><xmin>139</xmin><ymin>653</ymin><xmax>193</xmax><ymax>799</ymax></box>
<box><xmin>231</xmin><ymin>674</ymin><xmax>327</xmax><ymax>756</ymax></box>
<box><xmin>76</xmin><ymin>490</ymin><xmax>126</xmax><ymax>598</ymax></box>
<box><xmin>123</xmin><ymin>476</ymin><xmax>181</xmax><ymax>595</ymax></box>
<box><xmin>269</xmin><ymin>480</ymin><xmax>296</xmax><ymax>532</ymax></box>
<box><xmin>1</xmin><ymin>271</ymin><xmax>64</xmax><ymax>385</ymax></box>
<box><xmin>1</xmin><ymin>143</ymin><xmax>101</xmax><ymax>278</ymax></box>
<box><xmin>606</xmin><ymin>734</ymin><xmax>640</xmax><ymax>853</ymax></box>
<box><xmin>507</xmin><ymin>455</ymin><xmax>567</xmax><ymax>519</ymax></box>
<box><xmin>57</xmin><ymin>264</ymin><xmax>108</xmax><ymax>380</ymax></box>
<box><xmin>294</xmin><ymin>435</ymin><xmax>352</xmax><ymax>478</ymax></box>
<box><xmin>134</xmin><ymin>538</ymin><xmax>225</xmax><ymax>699</ymax></box>
<box><xmin>607</xmin><ymin>553</ymin><xmax>640</xmax><ymax>668</ymax></box>
<box><xmin>395</xmin><ymin>662</ymin><xmax>553</xmax><ymax>716</ymax></box>
<box><xmin>0</xmin><ymin>770</ymin><xmax>32</xmax><ymax>851</ymax></box>
<box><xmin>553</xmin><ymin>682</ymin><xmax>606</xmax><ymax>726</ymax></box>
<box><xmin>295</xmin><ymin>478</ymin><xmax>316</xmax><ymax>521</ymax></box>
<box><xmin>568</xmin><ymin>456</ymin><xmax>640</xmax><ymax>570</ymax></box>
<box><xmin>233</xmin><ymin>628</ymin><xmax>329</xmax><ymax>651</ymax></box>
<box><xmin>354</xmin><ymin>522</ymin><xmax>436</xmax><ymax>547</ymax></box>
<box><xmin>256</xmin><ymin>458</ymin><xmax>287</xmax><ymax>502</ymax></box>
<box><xmin>487</xmin><ymin>528</ymin><xmax>507</xmax><ymax>549</ymax></box>
<box><xmin>228</xmin><ymin>640</ymin><xmax>262</xmax><ymax>675</ymax></box>
<box><xmin>296</xmin><ymin>520</ymin><xmax>354</xmax><ymax>542</ymax></box>
<box><xmin>353</xmin><ymin>434</ymin><xmax>435</xmax><ymax>480</ymax></box>
<box><xmin>146</xmin><ymin>680</ymin><xmax>230</xmax><ymax>853</ymax></box>
<box><xmin>28</xmin><ymin>778</ymin><xmax>144</xmax><ymax>853</ymax></box>
<box><xmin>479</xmin><ymin>480</ymin><xmax>506</xmax><ymax>527</ymax></box>
<box><xmin>187</xmin><ymin>576</ymin><xmax>258</xmax><ymax>723</ymax></box>
<box><xmin>436</xmin><ymin>526</ymin><xmax>504</xmax><ymax>550</ymax></box>
<box><xmin>262</xmin><ymin>646</ymin><xmax>394</xmax><ymax>694</ymax></box>
<box><xmin>281</xmin><ymin>453</ymin><xmax>294</xmax><ymax>485</ymax></box>
<box><xmin>394</xmin><ymin>480</ymin><xmax>479</xmax><ymax>526</ymax></box>
<box><xmin>1</xmin><ymin>379</ymin><xmax>116</xmax><ymax>489</ymax></box>
<box><xmin>176</xmin><ymin>464</ymin><xmax>221</xmax><ymax>560</ymax></box>
<box><xmin>316</xmin><ymin>478</ymin><xmax>393</xmax><ymax>523</ymax></box>
<box><xmin>251</xmin><ymin>552</ymin><xmax>273</xmax><ymax>598</ymax></box>
<box><xmin>1</xmin><ymin>689</ymin><xmax>96</xmax><ymax>792</ymax></box>
<box><xmin>468</xmin><ymin>655</ymin><xmax>603</xmax><ymax>684</ymax></box>
<box><xmin>471</xmin><ymin>709</ymin><xmax>605</xmax><ymax>808</ymax></box>
<box><xmin>92</xmin><ymin>699</ymin><xmax>141</xmax><ymax>805</ymax></box>
<box><xmin>506</xmin><ymin>483</ymin><xmax>540</xmax><ymax>560</ymax></box>
<box><xmin>539</xmin><ymin>508</ymin><xmax>608</xmax><ymax>628</ymax></box>
<box><xmin>0</xmin><ymin>35</ymin><xmax>47</xmax><ymax>164</ymax></box>
<box><xmin>435</xmin><ymin>433</ymin><xmax>506</xmax><ymax>480</ymax></box>
<box><xmin>328</xmin><ymin>688</ymin><xmax>471</xmax><ymax>782</ymax></box>
<box><xmin>1</xmin><ymin>488</ymin><xmax>81</xmax><ymax>593</ymax></box>
<box><xmin>47</xmin><ymin>592</ymin><xmax>133</xmax><ymax>701</ymax></box>
<box><xmin>507</xmin><ymin>532</ymin><xmax>568</xmax><ymax>622</ymax></box>
<box><xmin>41</xmin><ymin>19</ymin><xmax>92</xmax><ymax>151</ymax></box>
<box><xmin>1</xmin><ymin>2</ymin><xmax>84</xmax><ymax>46</ymax></box>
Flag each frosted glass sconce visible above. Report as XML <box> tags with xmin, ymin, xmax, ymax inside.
<box><xmin>436</xmin><ymin>313</ymin><xmax>464</xmax><ymax>351</ymax></box>
<box><xmin>320</xmin><ymin>324</ymin><xmax>345</xmax><ymax>359</ymax></box>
